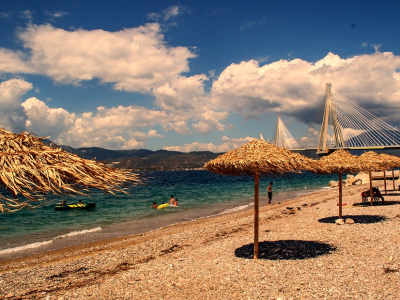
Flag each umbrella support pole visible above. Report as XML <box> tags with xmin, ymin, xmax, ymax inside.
<box><xmin>384</xmin><ymin>171</ymin><xmax>387</xmax><ymax>195</ymax></box>
<box><xmin>254</xmin><ymin>172</ymin><xmax>259</xmax><ymax>259</ymax></box>
<box><xmin>369</xmin><ymin>171</ymin><xmax>373</xmax><ymax>206</ymax></box>
<box><xmin>338</xmin><ymin>172</ymin><xmax>342</xmax><ymax>218</ymax></box>
<box><xmin>393</xmin><ymin>169</ymin><xmax>395</xmax><ymax>191</ymax></box>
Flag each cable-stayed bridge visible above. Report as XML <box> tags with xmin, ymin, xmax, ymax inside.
<box><xmin>272</xmin><ymin>83</ymin><xmax>400</xmax><ymax>155</ymax></box>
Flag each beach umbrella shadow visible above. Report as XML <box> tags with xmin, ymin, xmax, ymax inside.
<box><xmin>352</xmin><ymin>200</ymin><xmax>400</xmax><ymax>206</ymax></box>
<box><xmin>382</xmin><ymin>192</ymin><xmax>400</xmax><ymax>196</ymax></box>
<box><xmin>235</xmin><ymin>240</ymin><xmax>336</xmax><ymax>260</ymax></box>
<box><xmin>384</xmin><ymin>192</ymin><xmax>400</xmax><ymax>196</ymax></box>
<box><xmin>318</xmin><ymin>215</ymin><xmax>388</xmax><ymax>224</ymax></box>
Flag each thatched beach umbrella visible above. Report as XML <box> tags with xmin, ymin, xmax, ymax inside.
<box><xmin>379</xmin><ymin>154</ymin><xmax>400</xmax><ymax>192</ymax></box>
<box><xmin>318</xmin><ymin>150</ymin><xmax>366</xmax><ymax>218</ymax></box>
<box><xmin>0</xmin><ymin>128</ymin><xmax>141</xmax><ymax>212</ymax></box>
<box><xmin>358</xmin><ymin>151</ymin><xmax>398</xmax><ymax>203</ymax></box>
<box><xmin>204</xmin><ymin>139</ymin><xmax>322</xmax><ymax>259</ymax></box>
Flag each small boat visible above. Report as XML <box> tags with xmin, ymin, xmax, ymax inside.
<box><xmin>54</xmin><ymin>202</ymin><xmax>96</xmax><ymax>211</ymax></box>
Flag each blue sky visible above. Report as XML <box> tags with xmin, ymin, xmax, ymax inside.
<box><xmin>1</xmin><ymin>1</ymin><xmax>400</xmax><ymax>151</ymax></box>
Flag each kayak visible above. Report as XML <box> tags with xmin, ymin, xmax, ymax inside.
<box><xmin>54</xmin><ymin>202</ymin><xmax>96</xmax><ymax>211</ymax></box>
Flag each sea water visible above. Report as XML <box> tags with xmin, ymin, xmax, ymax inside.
<box><xmin>0</xmin><ymin>170</ymin><xmax>339</xmax><ymax>260</ymax></box>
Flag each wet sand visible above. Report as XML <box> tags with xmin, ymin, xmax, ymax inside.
<box><xmin>0</xmin><ymin>180</ymin><xmax>399</xmax><ymax>299</ymax></box>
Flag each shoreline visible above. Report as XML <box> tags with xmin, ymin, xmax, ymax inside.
<box><xmin>1</xmin><ymin>180</ymin><xmax>399</xmax><ymax>299</ymax></box>
<box><xmin>0</xmin><ymin>185</ymin><xmax>334</xmax><ymax>268</ymax></box>
<box><xmin>0</xmin><ymin>185</ymin><xmax>327</xmax><ymax>262</ymax></box>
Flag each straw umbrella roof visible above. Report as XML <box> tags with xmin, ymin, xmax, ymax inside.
<box><xmin>379</xmin><ymin>153</ymin><xmax>400</xmax><ymax>169</ymax></box>
<box><xmin>0</xmin><ymin>128</ymin><xmax>141</xmax><ymax>212</ymax></box>
<box><xmin>317</xmin><ymin>149</ymin><xmax>366</xmax><ymax>174</ymax></box>
<box><xmin>359</xmin><ymin>151</ymin><xmax>400</xmax><ymax>171</ymax></box>
<box><xmin>204</xmin><ymin>139</ymin><xmax>323</xmax><ymax>176</ymax></box>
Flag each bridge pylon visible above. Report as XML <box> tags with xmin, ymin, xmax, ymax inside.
<box><xmin>274</xmin><ymin>116</ymin><xmax>283</xmax><ymax>147</ymax></box>
<box><xmin>274</xmin><ymin>116</ymin><xmax>301</xmax><ymax>149</ymax></box>
<box><xmin>317</xmin><ymin>83</ymin><xmax>345</xmax><ymax>154</ymax></box>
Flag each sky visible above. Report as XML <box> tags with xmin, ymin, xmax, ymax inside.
<box><xmin>1</xmin><ymin>0</ymin><xmax>400</xmax><ymax>152</ymax></box>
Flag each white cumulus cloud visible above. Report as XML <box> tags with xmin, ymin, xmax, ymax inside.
<box><xmin>0</xmin><ymin>78</ymin><xmax>32</xmax><ymax>132</ymax></box>
<box><xmin>18</xmin><ymin>95</ymin><xmax>196</xmax><ymax>149</ymax></box>
<box><xmin>1</xmin><ymin>23</ymin><xmax>197</xmax><ymax>94</ymax></box>
<box><xmin>163</xmin><ymin>136</ymin><xmax>255</xmax><ymax>152</ymax></box>
<box><xmin>22</xmin><ymin>97</ymin><xmax>75</xmax><ymax>139</ymax></box>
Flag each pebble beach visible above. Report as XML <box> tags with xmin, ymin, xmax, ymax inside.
<box><xmin>0</xmin><ymin>180</ymin><xmax>399</xmax><ymax>300</ymax></box>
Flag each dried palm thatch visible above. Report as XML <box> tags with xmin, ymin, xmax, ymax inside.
<box><xmin>0</xmin><ymin>128</ymin><xmax>141</xmax><ymax>212</ymax></box>
<box><xmin>204</xmin><ymin>139</ymin><xmax>323</xmax><ymax>176</ymax></box>
<box><xmin>317</xmin><ymin>149</ymin><xmax>366</xmax><ymax>174</ymax></box>
<box><xmin>359</xmin><ymin>151</ymin><xmax>400</xmax><ymax>171</ymax></box>
<box><xmin>379</xmin><ymin>153</ymin><xmax>400</xmax><ymax>169</ymax></box>
<box><xmin>204</xmin><ymin>139</ymin><xmax>323</xmax><ymax>259</ymax></box>
<box><xmin>316</xmin><ymin>150</ymin><xmax>367</xmax><ymax>218</ymax></box>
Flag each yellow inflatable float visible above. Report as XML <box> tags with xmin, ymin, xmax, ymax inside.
<box><xmin>157</xmin><ymin>203</ymin><xmax>170</xmax><ymax>209</ymax></box>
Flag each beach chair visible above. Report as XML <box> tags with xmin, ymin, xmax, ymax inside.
<box><xmin>361</xmin><ymin>187</ymin><xmax>384</xmax><ymax>202</ymax></box>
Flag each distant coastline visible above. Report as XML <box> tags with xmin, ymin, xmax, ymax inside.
<box><xmin>44</xmin><ymin>140</ymin><xmax>400</xmax><ymax>171</ymax></box>
<box><xmin>44</xmin><ymin>139</ymin><xmax>222</xmax><ymax>171</ymax></box>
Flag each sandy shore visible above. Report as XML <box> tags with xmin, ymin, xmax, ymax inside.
<box><xmin>0</xmin><ymin>180</ymin><xmax>399</xmax><ymax>299</ymax></box>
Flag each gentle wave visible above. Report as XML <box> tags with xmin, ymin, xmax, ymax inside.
<box><xmin>0</xmin><ymin>227</ymin><xmax>102</xmax><ymax>255</ymax></box>
<box><xmin>219</xmin><ymin>204</ymin><xmax>252</xmax><ymax>215</ymax></box>
<box><xmin>54</xmin><ymin>227</ymin><xmax>102</xmax><ymax>240</ymax></box>
<box><xmin>0</xmin><ymin>240</ymin><xmax>54</xmax><ymax>255</ymax></box>
<box><xmin>291</xmin><ymin>187</ymin><xmax>330</xmax><ymax>197</ymax></box>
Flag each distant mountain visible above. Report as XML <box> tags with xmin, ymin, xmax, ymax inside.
<box><xmin>42</xmin><ymin>140</ymin><xmax>334</xmax><ymax>171</ymax></box>
<box><xmin>110</xmin><ymin>151</ymin><xmax>221</xmax><ymax>170</ymax></box>
<box><xmin>43</xmin><ymin>140</ymin><xmax>222</xmax><ymax>170</ymax></box>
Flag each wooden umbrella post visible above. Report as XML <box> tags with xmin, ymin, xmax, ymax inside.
<box><xmin>393</xmin><ymin>169</ymin><xmax>395</xmax><ymax>191</ymax></box>
<box><xmin>254</xmin><ymin>171</ymin><xmax>259</xmax><ymax>259</ymax></box>
<box><xmin>338</xmin><ymin>172</ymin><xmax>343</xmax><ymax>218</ymax></box>
<box><xmin>384</xmin><ymin>170</ymin><xmax>387</xmax><ymax>195</ymax></box>
<box><xmin>369</xmin><ymin>171</ymin><xmax>373</xmax><ymax>206</ymax></box>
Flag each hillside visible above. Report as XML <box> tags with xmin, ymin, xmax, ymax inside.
<box><xmin>109</xmin><ymin>150</ymin><xmax>221</xmax><ymax>170</ymax></box>
<box><xmin>43</xmin><ymin>141</ymin><xmax>222</xmax><ymax>170</ymax></box>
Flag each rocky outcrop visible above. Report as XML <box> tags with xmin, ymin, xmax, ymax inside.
<box><xmin>329</xmin><ymin>173</ymin><xmax>369</xmax><ymax>188</ymax></box>
<box><xmin>354</xmin><ymin>173</ymin><xmax>370</xmax><ymax>184</ymax></box>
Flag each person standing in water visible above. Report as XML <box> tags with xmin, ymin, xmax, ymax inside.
<box><xmin>169</xmin><ymin>195</ymin><xmax>175</xmax><ymax>205</ymax></box>
<box><xmin>267</xmin><ymin>182</ymin><xmax>273</xmax><ymax>204</ymax></box>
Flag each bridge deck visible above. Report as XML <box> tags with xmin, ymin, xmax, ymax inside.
<box><xmin>292</xmin><ymin>146</ymin><xmax>400</xmax><ymax>153</ymax></box>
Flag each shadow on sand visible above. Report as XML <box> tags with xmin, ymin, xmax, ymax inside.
<box><xmin>383</xmin><ymin>192</ymin><xmax>400</xmax><ymax>196</ymax></box>
<box><xmin>318</xmin><ymin>215</ymin><xmax>388</xmax><ymax>224</ymax></box>
<box><xmin>235</xmin><ymin>240</ymin><xmax>336</xmax><ymax>260</ymax></box>
<box><xmin>353</xmin><ymin>200</ymin><xmax>400</xmax><ymax>207</ymax></box>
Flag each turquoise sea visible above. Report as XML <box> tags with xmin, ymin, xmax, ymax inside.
<box><xmin>0</xmin><ymin>170</ymin><xmax>339</xmax><ymax>260</ymax></box>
